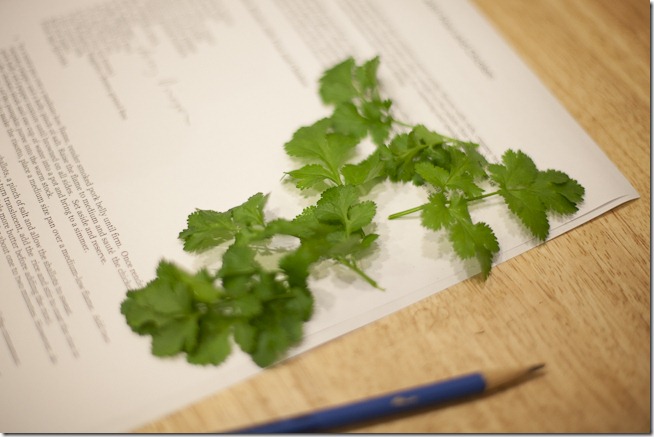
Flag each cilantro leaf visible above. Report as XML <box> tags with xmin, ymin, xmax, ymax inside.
<box><xmin>245</xmin><ymin>280</ymin><xmax>313</xmax><ymax>367</ymax></box>
<box><xmin>489</xmin><ymin>150</ymin><xmax>548</xmax><ymax>239</ymax></box>
<box><xmin>120</xmin><ymin>261</ymin><xmax>218</xmax><ymax>359</ymax></box>
<box><xmin>421</xmin><ymin>194</ymin><xmax>498</xmax><ymax>278</ymax></box>
<box><xmin>286</xmin><ymin>164</ymin><xmax>336</xmax><ymax>190</ymax></box>
<box><xmin>284</xmin><ymin>120</ymin><xmax>358</xmax><ymax>169</ymax></box>
<box><xmin>314</xmin><ymin>185</ymin><xmax>376</xmax><ymax>235</ymax></box>
<box><xmin>421</xmin><ymin>192</ymin><xmax>458</xmax><ymax>231</ymax></box>
<box><xmin>178</xmin><ymin>209</ymin><xmax>237</xmax><ymax>253</ymax></box>
<box><xmin>319</xmin><ymin>56</ymin><xmax>382</xmax><ymax>104</ymax></box>
<box><xmin>380</xmin><ymin>133</ymin><xmax>417</xmax><ymax>182</ymax></box>
<box><xmin>179</xmin><ymin>193</ymin><xmax>269</xmax><ymax>252</ymax></box>
<box><xmin>319</xmin><ymin>56</ymin><xmax>393</xmax><ymax>145</ymax></box>
<box><xmin>533</xmin><ymin>169</ymin><xmax>585</xmax><ymax>215</ymax></box>
<box><xmin>219</xmin><ymin>243</ymin><xmax>259</xmax><ymax>278</ymax></box>
<box><xmin>284</xmin><ymin>119</ymin><xmax>358</xmax><ymax>187</ymax></box>
<box><xmin>121</xmin><ymin>254</ymin><xmax>316</xmax><ymax>367</ymax></box>
<box><xmin>120</xmin><ymin>261</ymin><xmax>200</xmax><ymax>333</ymax></box>
<box><xmin>382</xmin><ymin>126</ymin><xmax>448</xmax><ymax>183</ymax></box>
<box><xmin>187</xmin><ymin>315</ymin><xmax>232</xmax><ymax>365</ymax></box>
<box><xmin>489</xmin><ymin>150</ymin><xmax>584</xmax><ymax>240</ymax></box>
<box><xmin>382</xmin><ymin>125</ymin><xmax>488</xmax><ymax>191</ymax></box>
<box><xmin>355</xmin><ymin>57</ymin><xmax>382</xmax><ymax>98</ymax></box>
<box><xmin>151</xmin><ymin>316</ymin><xmax>199</xmax><ymax>357</ymax></box>
<box><xmin>414</xmin><ymin>162</ymin><xmax>451</xmax><ymax>191</ymax></box>
<box><xmin>230</xmin><ymin>192</ymin><xmax>268</xmax><ymax>229</ymax></box>
<box><xmin>331</xmin><ymin>102</ymin><xmax>369</xmax><ymax>140</ymax></box>
<box><xmin>450</xmin><ymin>221</ymin><xmax>498</xmax><ymax>278</ymax></box>
<box><xmin>319</xmin><ymin>57</ymin><xmax>357</xmax><ymax>104</ymax></box>
<box><xmin>341</xmin><ymin>150</ymin><xmax>387</xmax><ymax>187</ymax></box>
<box><xmin>415</xmin><ymin>158</ymin><xmax>483</xmax><ymax>198</ymax></box>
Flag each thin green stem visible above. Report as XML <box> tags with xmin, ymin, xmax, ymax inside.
<box><xmin>465</xmin><ymin>190</ymin><xmax>501</xmax><ymax>203</ymax></box>
<box><xmin>388</xmin><ymin>204</ymin><xmax>427</xmax><ymax>220</ymax></box>
<box><xmin>392</xmin><ymin>118</ymin><xmax>415</xmax><ymax>129</ymax></box>
<box><xmin>388</xmin><ymin>190</ymin><xmax>502</xmax><ymax>220</ymax></box>
<box><xmin>335</xmin><ymin>257</ymin><xmax>383</xmax><ymax>290</ymax></box>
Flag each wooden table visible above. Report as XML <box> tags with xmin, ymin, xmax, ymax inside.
<box><xmin>138</xmin><ymin>0</ymin><xmax>651</xmax><ymax>432</ymax></box>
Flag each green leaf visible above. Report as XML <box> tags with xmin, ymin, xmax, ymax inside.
<box><xmin>331</xmin><ymin>102</ymin><xmax>369</xmax><ymax>140</ymax></box>
<box><xmin>341</xmin><ymin>150</ymin><xmax>387</xmax><ymax>186</ymax></box>
<box><xmin>244</xmin><ymin>285</ymin><xmax>311</xmax><ymax>367</ymax></box>
<box><xmin>421</xmin><ymin>193</ymin><xmax>471</xmax><ymax>231</ymax></box>
<box><xmin>178</xmin><ymin>193</ymin><xmax>269</xmax><ymax>252</ymax></box>
<box><xmin>286</xmin><ymin>164</ymin><xmax>338</xmax><ymax>189</ymax></box>
<box><xmin>449</xmin><ymin>221</ymin><xmax>498</xmax><ymax>259</ymax></box>
<box><xmin>319</xmin><ymin>57</ymin><xmax>392</xmax><ymax>145</ymax></box>
<box><xmin>233</xmin><ymin>320</ymin><xmax>256</xmax><ymax>354</ymax></box>
<box><xmin>489</xmin><ymin>150</ymin><xmax>547</xmax><ymax>239</ymax></box>
<box><xmin>230</xmin><ymin>193</ymin><xmax>268</xmax><ymax>228</ymax></box>
<box><xmin>219</xmin><ymin>244</ymin><xmax>259</xmax><ymax>278</ymax></box>
<box><xmin>250</xmin><ymin>325</ymin><xmax>291</xmax><ymax>367</ymax></box>
<box><xmin>383</xmin><ymin>131</ymin><xmax>431</xmax><ymax>183</ymax></box>
<box><xmin>284</xmin><ymin>119</ymin><xmax>358</xmax><ymax>184</ymax></box>
<box><xmin>282</xmin><ymin>285</ymin><xmax>314</xmax><ymax>321</ymax></box>
<box><xmin>488</xmin><ymin>149</ymin><xmax>538</xmax><ymax>190</ymax></box>
<box><xmin>445</xmin><ymin>150</ymin><xmax>485</xmax><ymax>197</ymax></box>
<box><xmin>227</xmin><ymin>294</ymin><xmax>262</xmax><ymax>318</ymax></box>
<box><xmin>331</xmin><ymin>100</ymin><xmax>392</xmax><ymax>145</ymax></box>
<box><xmin>348</xmin><ymin>200</ymin><xmax>376</xmax><ymax>232</ymax></box>
<box><xmin>319</xmin><ymin>57</ymin><xmax>357</xmax><ymax>104</ymax></box>
<box><xmin>449</xmin><ymin>221</ymin><xmax>498</xmax><ymax>278</ymax></box>
<box><xmin>283</xmin><ymin>119</ymin><xmax>332</xmax><ymax>163</ymax></box>
<box><xmin>151</xmin><ymin>316</ymin><xmax>199</xmax><ymax>357</ymax></box>
<box><xmin>498</xmin><ymin>187</ymin><xmax>549</xmax><ymax>240</ymax></box>
<box><xmin>363</xmin><ymin>100</ymin><xmax>393</xmax><ymax>145</ymax></box>
<box><xmin>121</xmin><ymin>261</ymin><xmax>230</xmax><ymax>358</ymax></box>
<box><xmin>419</xmin><ymin>193</ymin><xmax>498</xmax><ymax>278</ymax></box>
<box><xmin>187</xmin><ymin>315</ymin><xmax>232</xmax><ymax>365</ymax></box>
<box><xmin>411</xmin><ymin>124</ymin><xmax>445</xmax><ymax>147</ymax></box>
<box><xmin>314</xmin><ymin>185</ymin><xmax>359</xmax><ymax>224</ymax></box>
<box><xmin>415</xmin><ymin>162</ymin><xmax>451</xmax><ymax>190</ymax></box>
<box><xmin>120</xmin><ymin>261</ymin><xmax>199</xmax><ymax>334</ymax></box>
<box><xmin>314</xmin><ymin>185</ymin><xmax>375</xmax><ymax>235</ymax></box>
<box><xmin>179</xmin><ymin>209</ymin><xmax>237</xmax><ymax>252</ymax></box>
<box><xmin>181</xmin><ymin>268</ymin><xmax>221</xmax><ymax>304</ymax></box>
<box><xmin>489</xmin><ymin>150</ymin><xmax>584</xmax><ymax>240</ymax></box>
<box><xmin>421</xmin><ymin>192</ymin><xmax>453</xmax><ymax>231</ymax></box>
<box><xmin>355</xmin><ymin>56</ymin><xmax>381</xmax><ymax>96</ymax></box>
<box><xmin>279</xmin><ymin>243</ymin><xmax>321</xmax><ymax>288</ymax></box>
<box><xmin>533</xmin><ymin>169</ymin><xmax>585</xmax><ymax>214</ymax></box>
<box><xmin>381</xmin><ymin>134</ymin><xmax>407</xmax><ymax>182</ymax></box>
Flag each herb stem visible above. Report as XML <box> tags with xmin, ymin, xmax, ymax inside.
<box><xmin>392</xmin><ymin>118</ymin><xmax>415</xmax><ymax>129</ymax></box>
<box><xmin>388</xmin><ymin>204</ymin><xmax>427</xmax><ymax>220</ymax></box>
<box><xmin>335</xmin><ymin>257</ymin><xmax>383</xmax><ymax>290</ymax></box>
<box><xmin>465</xmin><ymin>190</ymin><xmax>501</xmax><ymax>203</ymax></box>
<box><xmin>388</xmin><ymin>190</ymin><xmax>501</xmax><ymax>220</ymax></box>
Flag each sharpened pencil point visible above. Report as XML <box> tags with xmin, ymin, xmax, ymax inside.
<box><xmin>483</xmin><ymin>363</ymin><xmax>546</xmax><ymax>390</ymax></box>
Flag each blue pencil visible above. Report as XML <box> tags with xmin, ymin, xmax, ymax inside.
<box><xmin>232</xmin><ymin>363</ymin><xmax>545</xmax><ymax>433</ymax></box>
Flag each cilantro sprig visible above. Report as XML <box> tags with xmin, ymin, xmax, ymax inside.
<box><xmin>121</xmin><ymin>57</ymin><xmax>585</xmax><ymax>368</ymax></box>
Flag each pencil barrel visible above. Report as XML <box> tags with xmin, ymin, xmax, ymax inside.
<box><xmin>312</xmin><ymin>373</ymin><xmax>486</xmax><ymax>430</ymax></box>
<box><xmin>236</xmin><ymin>373</ymin><xmax>486</xmax><ymax>433</ymax></box>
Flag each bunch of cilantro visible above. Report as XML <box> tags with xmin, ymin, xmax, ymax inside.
<box><xmin>121</xmin><ymin>57</ymin><xmax>584</xmax><ymax>368</ymax></box>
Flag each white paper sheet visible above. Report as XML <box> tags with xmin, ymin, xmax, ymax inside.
<box><xmin>0</xmin><ymin>0</ymin><xmax>638</xmax><ymax>432</ymax></box>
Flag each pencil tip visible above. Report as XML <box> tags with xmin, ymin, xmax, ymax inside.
<box><xmin>483</xmin><ymin>363</ymin><xmax>546</xmax><ymax>390</ymax></box>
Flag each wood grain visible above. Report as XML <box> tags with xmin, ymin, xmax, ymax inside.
<box><xmin>137</xmin><ymin>0</ymin><xmax>650</xmax><ymax>432</ymax></box>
